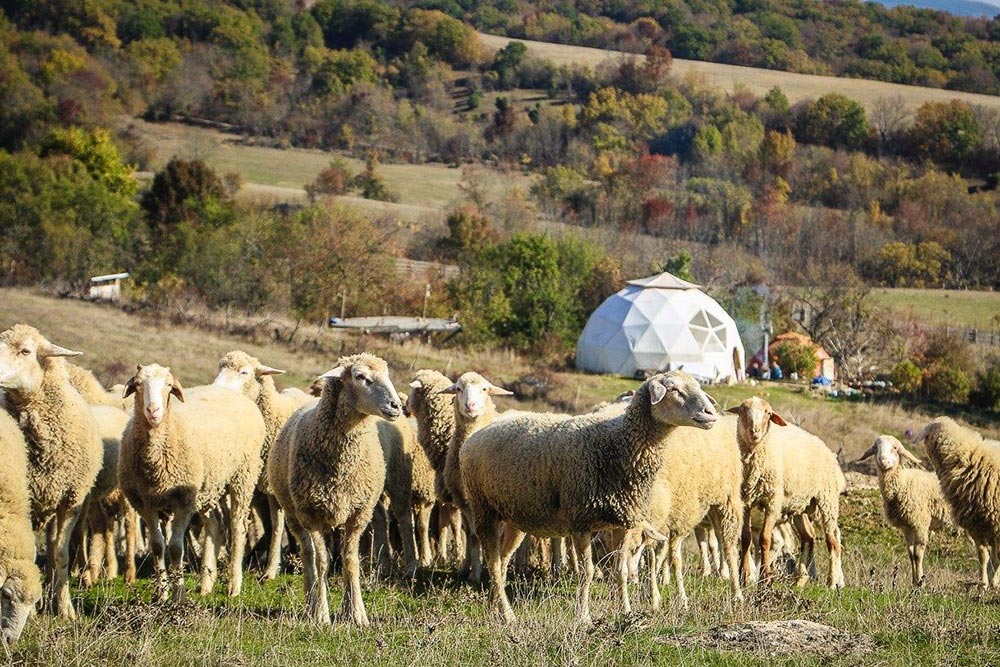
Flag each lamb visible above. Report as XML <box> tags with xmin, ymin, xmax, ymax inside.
<box><xmin>212</xmin><ymin>350</ymin><xmax>316</xmax><ymax>580</ymax></box>
<box><xmin>459</xmin><ymin>370</ymin><xmax>719</xmax><ymax>624</ymax></box>
<box><xmin>727</xmin><ymin>397</ymin><xmax>846</xmax><ymax>589</ymax></box>
<box><xmin>66</xmin><ymin>362</ymin><xmax>131</xmax><ymax>411</ymax></box>
<box><xmin>0</xmin><ymin>409</ymin><xmax>43</xmax><ymax>644</ymax></box>
<box><xmin>0</xmin><ymin>324</ymin><xmax>103</xmax><ymax>619</ymax></box>
<box><xmin>406</xmin><ymin>370</ymin><xmax>465</xmax><ymax>563</ymax></box>
<box><xmin>267</xmin><ymin>353</ymin><xmax>403</xmax><ymax>626</ymax></box>
<box><xmin>915</xmin><ymin>416</ymin><xmax>1000</xmax><ymax>589</ymax></box>
<box><xmin>119</xmin><ymin>364</ymin><xmax>266</xmax><ymax>602</ymax></box>
<box><xmin>641</xmin><ymin>419</ymin><xmax>745</xmax><ymax>610</ymax></box>
<box><xmin>858</xmin><ymin>435</ymin><xmax>953</xmax><ymax>586</ymax></box>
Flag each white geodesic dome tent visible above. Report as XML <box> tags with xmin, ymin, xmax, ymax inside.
<box><xmin>575</xmin><ymin>272</ymin><xmax>746</xmax><ymax>382</ymax></box>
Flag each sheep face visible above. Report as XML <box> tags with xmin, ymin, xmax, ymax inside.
<box><xmin>321</xmin><ymin>353</ymin><xmax>402</xmax><ymax>420</ymax></box>
<box><xmin>213</xmin><ymin>350</ymin><xmax>284</xmax><ymax>398</ymax></box>
<box><xmin>860</xmin><ymin>434</ymin><xmax>925</xmax><ymax>472</ymax></box>
<box><xmin>647</xmin><ymin>371</ymin><xmax>718</xmax><ymax>429</ymax></box>
<box><xmin>441</xmin><ymin>372</ymin><xmax>512</xmax><ymax>419</ymax></box>
<box><xmin>407</xmin><ymin>370</ymin><xmax>451</xmax><ymax>417</ymax></box>
<box><xmin>123</xmin><ymin>364</ymin><xmax>184</xmax><ymax>427</ymax></box>
<box><xmin>1</xmin><ymin>561</ymin><xmax>42</xmax><ymax>645</ymax></box>
<box><xmin>726</xmin><ymin>396</ymin><xmax>787</xmax><ymax>447</ymax></box>
<box><xmin>0</xmin><ymin>324</ymin><xmax>82</xmax><ymax>394</ymax></box>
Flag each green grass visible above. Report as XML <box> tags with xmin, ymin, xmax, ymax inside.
<box><xmin>870</xmin><ymin>288</ymin><xmax>1000</xmax><ymax>330</ymax></box>
<box><xmin>8</xmin><ymin>490</ymin><xmax>1000</xmax><ymax>666</ymax></box>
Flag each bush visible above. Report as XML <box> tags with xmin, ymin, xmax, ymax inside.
<box><xmin>773</xmin><ymin>341</ymin><xmax>818</xmax><ymax>378</ymax></box>
<box><xmin>889</xmin><ymin>359</ymin><xmax>922</xmax><ymax>395</ymax></box>
<box><xmin>305</xmin><ymin>158</ymin><xmax>354</xmax><ymax>200</ymax></box>
<box><xmin>923</xmin><ymin>364</ymin><xmax>972</xmax><ymax>404</ymax></box>
<box><xmin>970</xmin><ymin>363</ymin><xmax>1000</xmax><ymax>411</ymax></box>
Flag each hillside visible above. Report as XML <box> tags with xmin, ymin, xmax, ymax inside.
<box><xmin>872</xmin><ymin>0</ymin><xmax>1000</xmax><ymax>18</ymax></box>
<box><xmin>478</xmin><ymin>32</ymin><xmax>1000</xmax><ymax>113</ymax></box>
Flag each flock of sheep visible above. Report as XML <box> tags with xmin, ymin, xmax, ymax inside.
<box><xmin>1</xmin><ymin>322</ymin><xmax>999</xmax><ymax>643</ymax></box>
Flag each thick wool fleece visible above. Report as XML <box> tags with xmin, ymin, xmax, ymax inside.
<box><xmin>878</xmin><ymin>464</ymin><xmax>952</xmax><ymax>543</ymax></box>
<box><xmin>407</xmin><ymin>369</ymin><xmax>457</xmax><ymax>492</ymax></box>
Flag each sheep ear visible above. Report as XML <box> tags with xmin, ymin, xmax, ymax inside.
<box><xmin>769</xmin><ymin>412</ymin><xmax>788</xmax><ymax>426</ymax></box>
<box><xmin>170</xmin><ymin>377</ymin><xmax>185</xmax><ymax>403</ymax></box>
<box><xmin>437</xmin><ymin>383</ymin><xmax>460</xmax><ymax>395</ymax></box>
<box><xmin>37</xmin><ymin>341</ymin><xmax>82</xmax><ymax>358</ymax></box>
<box><xmin>649</xmin><ymin>381</ymin><xmax>667</xmax><ymax>405</ymax></box>
<box><xmin>256</xmin><ymin>365</ymin><xmax>285</xmax><ymax>377</ymax></box>
<box><xmin>725</xmin><ymin>406</ymin><xmax>741</xmax><ymax>415</ymax></box>
<box><xmin>857</xmin><ymin>444</ymin><xmax>877</xmax><ymax>461</ymax></box>
<box><xmin>409</xmin><ymin>379</ymin><xmax>422</xmax><ymax>389</ymax></box>
<box><xmin>123</xmin><ymin>377</ymin><xmax>138</xmax><ymax>399</ymax></box>
<box><xmin>486</xmin><ymin>383</ymin><xmax>513</xmax><ymax>396</ymax></box>
<box><xmin>320</xmin><ymin>365</ymin><xmax>346</xmax><ymax>379</ymax></box>
<box><xmin>896</xmin><ymin>443</ymin><xmax>924</xmax><ymax>467</ymax></box>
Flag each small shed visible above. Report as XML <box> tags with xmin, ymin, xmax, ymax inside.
<box><xmin>752</xmin><ymin>331</ymin><xmax>835</xmax><ymax>380</ymax></box>
<box><xmin>88</xmin><ymin>272</ymin><xmax>129</xmax><ymax>302</ymax></box>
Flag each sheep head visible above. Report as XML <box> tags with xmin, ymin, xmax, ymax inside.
<box><xmin>124</xmin><ymin>364</ymin><xmax>184</xmax><ymax>427</ymax></box>
<box><xmin>0</xmin><ymin>559</ymin><xmax>42</xmax><ymax>645</ymax></box>
<box><xmin>858</xmin><ymin>435</ymin><xmax>924</xmax><ymax>472</ymax></box>
<box><xmin>643</xmin><ymin>371</ymin><xmax>718</xmax><ymax>429</ymax></box>
<box><xmin>0</xmin><ymin>324</ymin><xmax>82</xmax><ymax>395</ymax></box>
<box><xmin>213</xmin><ymin>350</ymin><xmax>284</xmax><ymax>399</ymax></box>
<box><xmin>726</xmin><ymin>396</ymin><xmax>786</xmax><ymax>450</ymax></box>
<box><xmin>407</xmin><ymin>369</ymin><xmax>452</xmax><ymax>418</ymax></box>
<box><xmin>320</xmin><ymin>353</ymin><xmax>402</xmax><ymax>420</ymax></box>
<box><xmin>439</xmin><ymin>372</ymin><xmax>512</xmax><ymax>420</ymax></box>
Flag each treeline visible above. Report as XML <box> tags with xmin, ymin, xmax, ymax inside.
<box><xmin>441</xmin><ymin>0</ymin><xmax>1000</xmax><ymax>95</ymax></box>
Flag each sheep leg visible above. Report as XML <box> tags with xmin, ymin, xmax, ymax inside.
<box><xmin>288</xmin><ymin>521</ymin><xmax>322</xmax><ymax>623</ymax></box>
<box><xmin>739</xmin><ymin>507</ymin><xmax>754</xmax><ymax>587</ymax></box>
<box><xmin>370</xmin><ymin>499</ymin><xmax>392</xmax><ymax>575</ymax></box>
<box><xmin>198</xmin><ymin>510</ymin><xmax>220</xmax><ymax>595</ymax></box>
<box><xmin>499</xmin><ymin>525</ymin><xmax>526</xmax><ymax>576</ymax></box>
<box><xmin>817</xmin><ymin>505</ymin><xmax>844</xmax><ymax>589</ymax></box>
<box><xmin>711</xmin><ymin>506</ymin><xmax>744</xmax><ymax>603</ymax></box>
<box><xmin>303</xmin><ymin>530</ymin><xmax>329</xmax><ymax>625</ymax></box>
<box><xmin>628</xmin><ymin>542</ymin><xmax>644</xmax><ymax>584</ymax></box>
<box><xmin>658</xmin><ymin>541</ymin><xmax>671</xmax><ymax>585</ymax></box>
<box><xmin>442</xmin><ymin>503</ymin><xmax>464</xmax><ymax>564</ymax></box>
<box><xmin>608</xmin><ymin>529</ymin><xmax>633</xmax><ymax>615</ymax></box>
<box><xmin>83</xmin><ymin>501</ymin><xmax>110</xmax><ymax>588</ymax></box>
<box><xmin>394</xmin><ymin>503</ymin><xmax>420</xmax><ymax>579</ymax></box>
<box><xmin>647</xmin><ymin>539</ymin><xmax>662</xmax><ymax>612</ymax></box>
<box><xmin>263</xmin><ymin>495</ymin><xmax>285</xmax><ymax>581</ymax></box>
<box><xmin>551</xmin><ymin>537</ymin><xmax>565</xmax><ymax>576</ymax></box>
<box><xmin>103</xmin><ymin>505</ymin><xmax>119</xmax><ymax>580</ymax></box>
<box><xmin>464</xmin><ymin>513</ymin><xmax>483</xmax><ymax>583</ymax></box>
<box><xmin>571</xmin><ymin>532</ymin><xmax>594</xmax><ymax>625</ymax></box>
<box><xmin>227</xmin><ymin>488</ymin><xmax>252</xmax><ymax>597</ymax></box>
<box><xmin>416</xmin><ymin>503</ymin><xmax>434</xmax><ymax>568</ymax></box>
<box><xmin>123</xmin><ymin>502</ymin><xmax>138</xmax><ymax>584</ymax></box>
<box><xmin>49</xmin><ymin>505</ymin><xmax>83</xmax><ymax>619</ymax></box>
<box><xmin>792</xmin><ymin>513</ymin><xmax>816</xmax><ymax>587</ymax></box>
<box><xmin>341</xmin><ymin>514</ymin><xmax>369</xmax><ymax>626</ymax></box>
<box><xmin>167</xmin><ymin>511</ymin><xmax>193</xmax><ymax>603</ymax></box>
<box><xmin>141</xmin><ymin>512</ymin><xmax>169</xmax><ymax>602</ymax></box>
<box><xmin>976</xmin><ymin>541</ymin><xmax>991</xmax><ymax>590</ymax></box>
<box><xmin>480</xmin><ymin>516</ymin><xmax>515</xmax><ymax>623</ymax></box>
<box><xmin>669</xmin><ymin>534</ymin><xmax>688</xmax><ymax>609</ymax></box>
<box><xmin>694</xmin><ymin>523</ymin><xmax>712</xmax><ymax>577</ymax></box>
<box><xmin>992</xmin><ymin>542</ymin><xmax>1000</xmax><ymax>589</ymax></box>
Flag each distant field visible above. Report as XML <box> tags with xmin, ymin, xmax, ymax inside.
<box><xmin>478</xmin><ymin>33</ymin><xmax>1000</xmax><ymax>113</ymax></box>
<box><xmin>871</xmin><ymin>288</ymin><xmax>1000</xmax><ymax>329</ymax></box>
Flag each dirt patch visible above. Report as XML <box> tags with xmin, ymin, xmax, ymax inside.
<box><xmin>844</xmin><ymin>470</ymin><xmax>879</xmax><ymax>491</ymax></box>
<box><xmin>658</xmin><ymin>619</ymin><xmax>875</xmax><ymax>657</ymax></box>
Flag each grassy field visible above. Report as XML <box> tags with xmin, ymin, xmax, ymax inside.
<box><xmin>478</xmin><ymin>33</ymin><xmax>1000</xmax><ymax>113</ymax></box>
<box><xmin>871</xmin><ymin>288</ymin><xmax>1000</xmax><ymax>330</ymax></box>
<box><xmin>3</xmin><ymin>288</ymin><xmax>1000</xmax><ymax>664</ymax></box>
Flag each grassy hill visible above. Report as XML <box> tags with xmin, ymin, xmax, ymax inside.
<box><xmin>478</xmin><ymin>33</ymin><xmax>1000</xmax><ymax>113</ymax></box>
<box><xmin>870</xmin><ymin>288</ymin><xmax>1000</xmax><ymax>330</ymax></box>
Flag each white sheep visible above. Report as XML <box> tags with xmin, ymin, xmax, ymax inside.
<box><xmin>440</xmin><ymin>372</ymin><xmax>512</xmax><ymax>581</ymax></box>
<box><xmin>915</xmin><ymin>416</ymin><xmax>1000</xmax><ymax>589</ymax></box>
<box><xmin>66</xmin><ymin>362</ymin><xmax>132</xmax><ymax>411</ymax></box>
<box><xmin>0</xmin><ymin>324</ymin><xmax>103</xmax><ymax>619</ymax></box>
<box><xmin>267</xmin><ymin>353</ymin><xmax>403</xmax><ymax>626</ymax></box>
<box><xmin>858</xmin><ymin>435</ymin><xmax>953</xmax><ymax>586</ymax></box>
<box><xmin>406</xmin><ymin>370</ymin><xmax>465</xmax><ymax>564</ymax></box>
<box><xmin>727</xmin><ymin>397</ymin><xmax>846</xmax><ymax>589</ymax></box>
<box><xmin>212</xmin><ymin>350</ymin><xmax>316</xmax><ymax>580</ymax></box>
<box><xmin>119</xmin><ymin>364</ymin><xmax>266</xmax><ymax>602</ymax></box>
<box><xmin>0</xmin><ymin>409</ymin><xmax>43</xmax><ymax>644</ymax></box>
<box><xmin>460</xmin><ymin>370</ymin><xmax>719</xmax><ymax>624</ymax></box>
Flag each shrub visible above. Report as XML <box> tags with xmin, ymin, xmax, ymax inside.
<box><xmin>773</xmin><ymin>341</ymin><xmax>818</xmax><ymax>378</ymax></box>
<box><xmin>305</xmin><ymin>158</ymin><xmax>354</xmax><ymax>200</ymax></box>
<box><xmin>923</xmin><ymin>364</ymin><xmax>972</xmax><ymax>404</ymax></box>
<box><xmin>970</xmin><ymin>362</ymin><xmax>1000</xmax><ymax>411</ymax></box>
<box><xmin>889</xmin><ymin>359</ymin><xmax>922</xmax><ymax>395</ymax></box>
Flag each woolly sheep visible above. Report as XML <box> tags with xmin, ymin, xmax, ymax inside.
<box><xmin>268</xmin><ymin>353</ymin><xmax>403</xmax><ymax>626</ymax></box>
<box><xmin>441</xmin><ymin>372</ymin><xmax>512</xmax><ymax>581</ymax></box>
<box><xmin>0</xmin><ymin>409</ymin><xmax>43</xmax><ymax>644</ymax></box>
<box><xmin>212</xmin><ymin>350</ymin><xmax>316</xmax><ymax>580</ymax></box>
<box><xmin>82</xmin><ymin>405</ymin><xmax>137</xmax><ymax>587</ymax></box>
<box><xmin>0</xmin><ymin>324</ymin><xmax>103</xmax><ymax>619</ymax></box>
<box><xmin>120</xmin><ymin>364</ymin><xmax>266</xmax><ymax>602</ymax></box>
<box><xmin>915</xmin><ymin>417</ymin><xmax>1000</xmax><ymax>589</ymax></box>
<box><xmin>66</xmin><ymin>362</ymin><xmax>131</xmax><ymax>411</ymax></box>
<box><xmin>727</xmin><ymin>397</ymin><xmax>846</xmax><ymax>589</ymax></box>
<box><xmin>460</xmin><ymin>370</ymin><xmax>719</xmax><ymax>624</ymax></box>
<box><xmin>406</xmin><ymin>369</ymin><xmax>465</xmax><ymax>563</ymax></box>
<box><xmin>858</xmin><ymin>435</ymin><xmax>953</xmax><ymax>586</ymax></box>
<box><xmin>642</xmin><ymin>420</ymin><xmax>745</xmax><ymax>610</ymax></box>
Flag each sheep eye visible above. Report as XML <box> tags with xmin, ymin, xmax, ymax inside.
<box><xmin>19</xmin><ymin>348</ymin><xmax>30</xmax><ymax>356</ymax></box>
<box><xmin>240</xmin><ymin>369</ymin><xmax>250</xmax><ymax>376</ymax></box>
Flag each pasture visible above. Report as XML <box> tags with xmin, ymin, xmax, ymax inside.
<box><xmin>3</xmin><ymin>290</ymin><xmax>1000</xmax><ymax>665</ymax></box>
<box><xmin>871</xmin><ymin>288</ymin><xmax>1000</xmax><ymax>330</ymax></box>
<box><xmin>477</xmin><ymin>33</ymin><xmax>1000</xmax><ymax>114</ymax></box>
